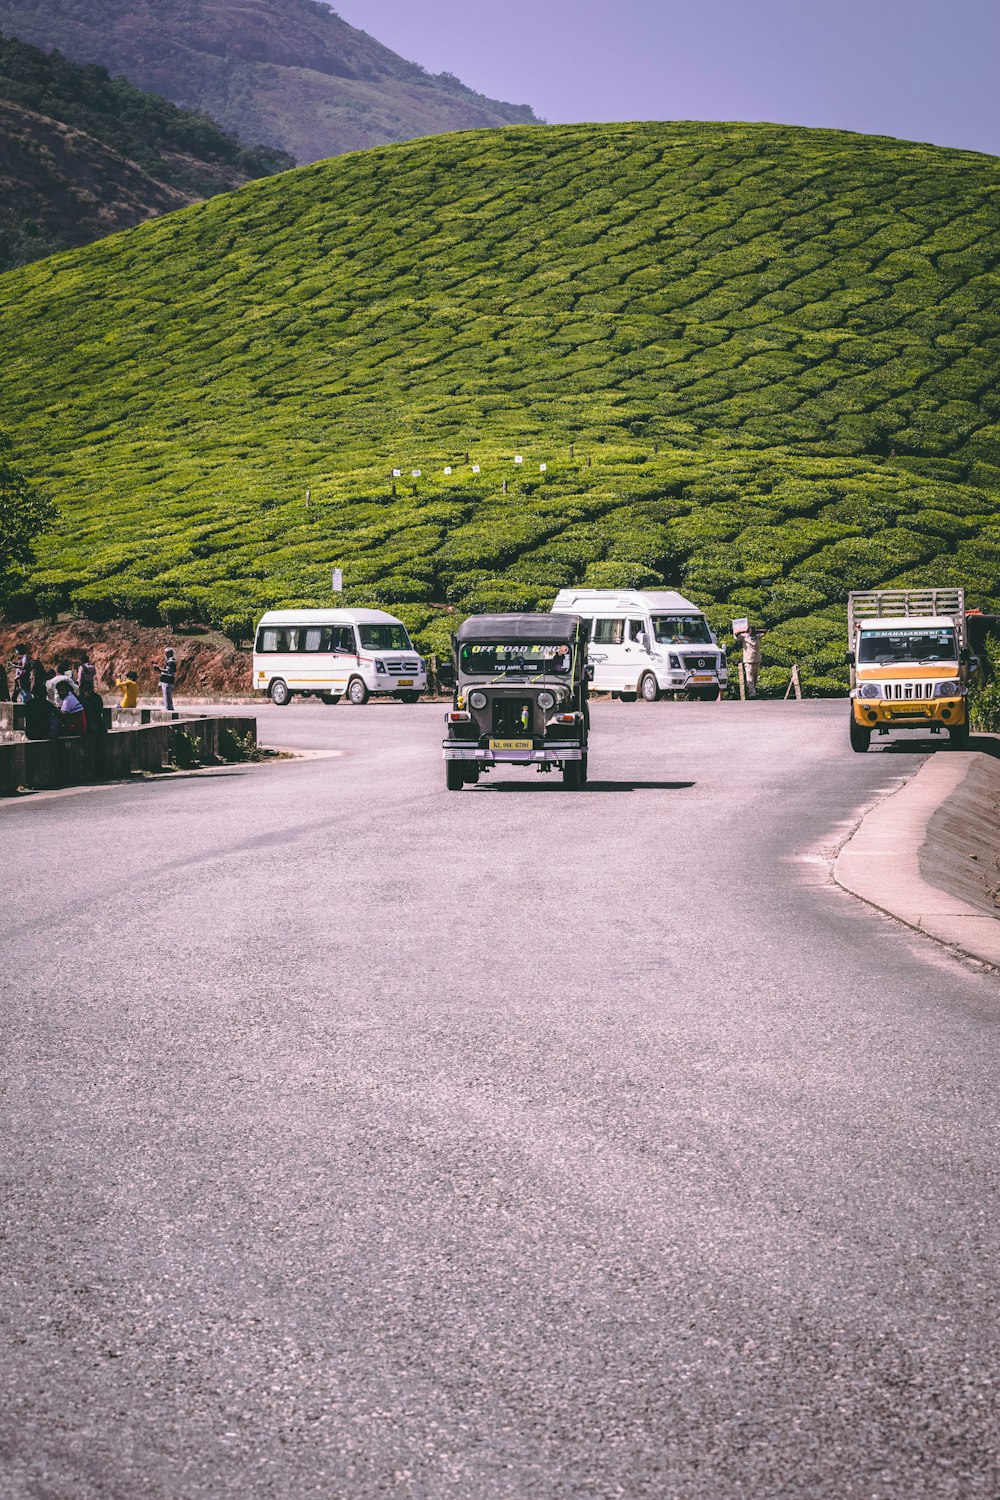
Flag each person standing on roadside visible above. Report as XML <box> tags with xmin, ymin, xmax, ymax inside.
<box><xmin>738</xmin><ymin>627</ymin><xmax>764</xmax><ymax>699</ymax></box>
<box><xmin>76</xmin><ymin>651</ymin><xmax>97</xmax><ymax>697</ymax></box>
<box><xmin>13</xmin><ymin>644</ymin><xmax>31</xmax><ymax>702</ymax></box>
<box><xmin>159</xmin><ymin>648</ymin><xmax>177</xmax><ymax>711</ymax></box>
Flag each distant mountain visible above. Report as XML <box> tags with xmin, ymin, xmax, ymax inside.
<box><xmin>0</xmin><ymin>0</ymin><xmax>541</xmax><ymax>163</ymax></box>
<box><xmin>0</xmin><ymin>31</ymin><xmax>293</xmax><ymax>270</ymax></box>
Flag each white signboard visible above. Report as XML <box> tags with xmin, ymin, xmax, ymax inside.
<box><xmin>472</xmin><ymin>464</ymin><xmax>481</xmax><ymax>474</ymax></box>
<box><xmin>539</xmin><ymin>463</ymin><xmax>547</xmax><ymax>472</ymax></box>
<box><xmin>514</xmin><ymin>454</ymin><xmax>523</xmax><ymax>464</ymax></box>
<box><xmin>731</xmin><ymin>617</ymin><xmax>749</xmax><ymax>636</ymax></box>
<box><xmin>332</xmin><ymin>568</ymin><xmax>343</xmax><ymax>593</ymax></box>
<box><xmin>412</xmin><ymin>469</ymin><xmax>421</xmax><ymax>478</ymax></box>
<box><xmin>444</xmin><ymin>466</ymin><xmax>452</xmax><ymax>475</ymax></box>
<box><xmin>392</xmin><ymin>468</ymin><xmax>401</xmax><ymax>477</ymax></box>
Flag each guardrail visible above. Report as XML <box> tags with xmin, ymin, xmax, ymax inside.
<box><xmin>0</xmin><ymin>714</ymin><xmax>256</xmax><ymax>796</ymax></box>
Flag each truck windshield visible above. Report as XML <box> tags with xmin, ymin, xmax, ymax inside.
<box><xmin>858</xmin><ymin>629</ymin><xmax>958</xmax><ymax>663</ymax></box>
<box><xmin>460</xmin><ymin>642</ymin><xmax>572</xmax><ymax>677</ymax></box>
<box><xmin>651</xmin><ymin>615</ymin><xmax>712</xmax><ymax>645</ymax></box>
<box><xmin>358</xmin><ymin>623</ymin><xmax>412</xmax><ymax>651</ymax></box>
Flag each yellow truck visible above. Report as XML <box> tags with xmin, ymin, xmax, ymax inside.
<box><xmin>847</xmin><ymin>588</ymin><xmax>971</xmax><ymax>753</ymax></box>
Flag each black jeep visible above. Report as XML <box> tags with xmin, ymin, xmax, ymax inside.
<box><xmin>443</xmin><ymin>613</ymin><xmax>591</xmax><ymax>791</ymax></box>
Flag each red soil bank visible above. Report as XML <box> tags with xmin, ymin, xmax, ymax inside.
<box><xmin>0</xmin><ymin>618</ymin><xmax>252</xmax><ymax>698</ymax></box>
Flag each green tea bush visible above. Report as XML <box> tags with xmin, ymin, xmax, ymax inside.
<box><xmin>2</xmin><ymin>120</ymin><xmax>1000</xmax><ymax>679</ymax></box>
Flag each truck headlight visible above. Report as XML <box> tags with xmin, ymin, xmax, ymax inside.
<box><xmin>668</xmin><ymin>654</ymin><xmax>681</xmax><ymax>669</ymax></box>
<box><xmin>933</xmin><ymin>679</ymin><xmax>963</xmax><ymax>698</ymax></box>
<box><xmin>538</xmin><ymin>691</ymin><xmax>555</xmax><ymax>710</ymax></box>
<box><xmin>468</xmin><ymin>690</ymin><xmax>487</xmax><ymax>709</ymax></box>
<box><xmin>857</xmin><ymin>682</ymin><xmax>882</xmax><ymax>700</ymax></box>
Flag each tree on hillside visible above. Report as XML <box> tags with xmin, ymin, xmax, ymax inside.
<box><xmin>0</xmin><ymin>433</ymin><xmax>54</xmax><ymax>614</ymax></box>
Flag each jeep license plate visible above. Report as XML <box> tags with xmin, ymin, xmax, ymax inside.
<box><xmin>490</xmin><ymin>738</ymin><xmax>532</xmax><ymax>751</ymax></box>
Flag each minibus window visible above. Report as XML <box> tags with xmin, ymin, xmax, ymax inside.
<box><xmin>256</xmin><ymin>628</ymin><xmax>278</xmax><ymax>652</ymax></box>
<box><xmin>592</xmin><ymin>619</ymin><xmax>624</xmax><ymax>645</ymax></box>
<box><xmin>628</xmin><ymin>619</ymin><xmax>645</xmax><ymax>641</ymax></box>
<box><xmin>358</xmin><ymin>623</ymin><xmax>412</xmax><ymax>651</ymax></box>
<box><xmin>332</xmin><ymin>627</ymin><xmax>355</xmax><ymax>653</ymax></box>
<box><xmin>303</xmin><ymin>628</ymin><xmax>337</xmax><ymax>652</ymax></box>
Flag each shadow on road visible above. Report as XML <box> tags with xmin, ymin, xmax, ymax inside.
<box><xmin>474</xmin><ymin>779</ymin><xmax>696</xmax><ymax>793</ymax></box>
<box><xmin>871</xmin><ymin>735</ymin><xmax>1000</xmax><ymax>757</ymax></box>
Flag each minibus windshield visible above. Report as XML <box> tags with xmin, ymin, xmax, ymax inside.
<box><xmin>460</xmin><ymin>642</ymin><xmax>572</xmax><ymax>677</ymax></box>
<box><xmin>651</xmin><ymin>615</ymin><xmax>713</xmax><ymax>644</ymax></box>
<box><xmin>358</xmin><ymin>623</ymin><xmax>412</xmax><ymax>651</ymax></box>
<box><xmin>858</xmin><ymin>628</ymin><xmax>958</xmax><ymax>664</ymax></box>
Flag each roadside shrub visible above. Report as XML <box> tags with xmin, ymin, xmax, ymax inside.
<box><xmin>168</xmin><ymin>728</ymin><xmax>201</xmax><ymax>769</ymax></box>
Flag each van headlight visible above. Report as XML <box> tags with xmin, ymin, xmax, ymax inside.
<box><xmin>374</xmin><ymin>659</ymin><xmax>386</xmax><ymax>674</ymax></box>
<box><xmin>857</xmin><ymin>682</ymin><xmax>882</xmax><ymax>700</ymax></box>
<box><xmin>933</xmin><ymin>679</ymin><xmax>963</xmax><ymax>698</ymax></box>
<box><xmin>468</xmin><ymin>690</ymin><xmax>487</xmax><ymax>709</ymax></box>
<box><xmin>538</xmin><ymin>691</ymin><xmax>555</xmax><ymax>710</ymax></box>
<box><xmin>668</xmin><ymin>654</ymin><xmax>681</xmax><ymax>669</ymax></box>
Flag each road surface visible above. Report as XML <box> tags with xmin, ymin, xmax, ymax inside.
<box><xmin>1</xmin><ymin>700</ymin><xmax>997</xmax><ymax>1499</ymax></box>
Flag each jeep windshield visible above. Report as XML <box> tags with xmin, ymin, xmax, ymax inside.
<box><xmin>651</xmin><ymin>615</ymin><xmax>713</xmax><ymax>645</ymax></box>
<box><xmin>358</xmin><ymin>623</ymin><xmax>412</xmax><ymax>651</ymax></box>
<box><xmin>460</xmin><ymin>642</ymin><xmax>572</xmax><ymax>677</ymax></box>
<box><xmin>858</xmin><ymin>628</ymin><xmax>958</xmax><ymax>664</ymax></box>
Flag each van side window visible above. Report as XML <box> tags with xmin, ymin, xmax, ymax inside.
<box><xmin>628</xmin><ymin>619</ymin><xmax>645</xmax><ymax>641</ymax></box>
<box><xmin>593</xmin><ymin>618</ymin><xmax>624</xmax><ymax>645</ymax></box>
<box><xmin>332</xmin><ymin>626</ymin><xmax>355</xmax><ymax>654</ymax></box>
<box><xmin>256</xmin><ymin>628</ymin><xmax>278</xmax><ymax>652</ymax></box>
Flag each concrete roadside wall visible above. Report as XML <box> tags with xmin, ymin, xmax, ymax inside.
<box><xmin>835</xmin><ymin>748</ymin><xmax>1000</xmax><ymax>966</ymax></box>
<box><xmin>0</xmin><ymin>716</ymin><xmax>256</xmax><ymax>796</ymax></box>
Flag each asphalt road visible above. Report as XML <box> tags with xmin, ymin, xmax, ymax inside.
<box><xmin>1</xmin><ymin>700</ymin><xmax>997</xmax><ymax>1500</ymax></box>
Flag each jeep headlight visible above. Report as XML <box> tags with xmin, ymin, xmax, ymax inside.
<box><xmin>468</xmin><ymin>690</ymin><xmax>487</xmax><ymax>710</ymax></box>
<box><xmin>933</xmin><ymin>679</ymin><xmax>963</xmax><ymax>698</ymax></box>
<box><xmin>538</xmin><ymin>690</ymin><xmax>555</xmax><ymax>710</ymax></box>
<box><xmin>857</xmin><ymin>682</ymin><xmax>882</xmax><ymax>700</ymax></box>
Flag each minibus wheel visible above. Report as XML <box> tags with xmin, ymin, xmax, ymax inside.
<box><xmin>346</xmin><ymin>677</ymin><xmax>369</xmax><ymax>706</ymax></box>
<box><xmin>446</xmin><ymin>761</ymin><xmax>465</xmax><ymax>791</ymax></box>
<box><xmin>397</xmin><ymin>691</ymin><xmax>422</xmax><ymax>703</ymax></box>
<box><xmin>620</xmin><ymin>691</ymin><xmax>638</xmax><ymax>703</ymax></box>
<box><xmin>638</xmin><ymin>673</ymin><xmax>659</xmax><ymax>703</ymax></box>
<box><xmin>269</xmin><ymin>679</ymin><xmax>291</xmax><ymax>707</ymax></box>
<box><xmin>320</xmin><ymin>693</ymin><xmax>341</xmax><ymax>705</ymax></box>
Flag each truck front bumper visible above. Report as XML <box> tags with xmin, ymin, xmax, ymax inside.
<box><xmin>852</xmin><ymin>697</ymin><xmax>966</xmax><ymax>728</ymax></box>
<box><xmin>443</xmin><ymin>744</ymin><xmax>584</xmax><ymax>762</ymax></box>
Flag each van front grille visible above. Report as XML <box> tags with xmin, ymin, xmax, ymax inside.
<box><xmin>883</xmin><ymin>681</ymin><xmax>933</xmax><ymax>700</ymax></box>
<box><xmin>682</xmin><ymin>655</ymin><xmax>718</xmax><ymax>671</ymax></box>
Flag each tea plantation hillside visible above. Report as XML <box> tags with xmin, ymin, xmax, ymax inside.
<box><xmin>3</xmin><ymin>120</ymin><xmax>1000</xmax><ymax>688</ymax></box>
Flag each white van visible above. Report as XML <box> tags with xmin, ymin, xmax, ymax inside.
<box><xmin>253</xmin><ymin>608</ymin><xmax>427</xmax><ymax>706</ymax></box>
<box><xmin>551</xmin><ymin>589</ymin><xmax>727</xmax><ymax>701</ymax></box>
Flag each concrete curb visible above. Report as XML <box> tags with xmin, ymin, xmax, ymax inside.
<box><xmin>834</xmin><ymin>750</ymin><xmax>1000</xmax><ymax>966</ymax></box>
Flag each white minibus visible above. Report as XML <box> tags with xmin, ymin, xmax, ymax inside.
<box><xmin>253</xmin><ymin>608</ymin><xmax>427</xmax><ymax>706</ymax></box>
<box><xmin>551</xmin><ymin>589</ymin><xmax>727</xmax><ymax>700</ymax></box>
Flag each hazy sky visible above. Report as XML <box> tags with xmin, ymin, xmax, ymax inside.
<box><xmin>334</xmin><ymin>0</ymin><xmax>1000</xmax><ymax>157</ymax></box>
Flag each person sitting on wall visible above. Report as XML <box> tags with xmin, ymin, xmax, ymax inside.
<box><xmin>54</xmin><ymin>680</ymin><xmax>86</xmax><ymax>735</ymax></box>
<box><xmin>24</xmin><ymin>663</ymin><xmax>56</xmax><ymax>740</ymax></box>
<box><xmin>46</xmin><ymin>660</ymin><xmax>75</xmax><ymax>704</ymax></box>
<box><xmin>81</xmin><ymin>685</ymin><xmax>106</xmax><ymax>736</ymax></box>
<box><xmin>116</xmin><ymin>671</ymin><xmax>139</xmax><ymax>709</ymax></box>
